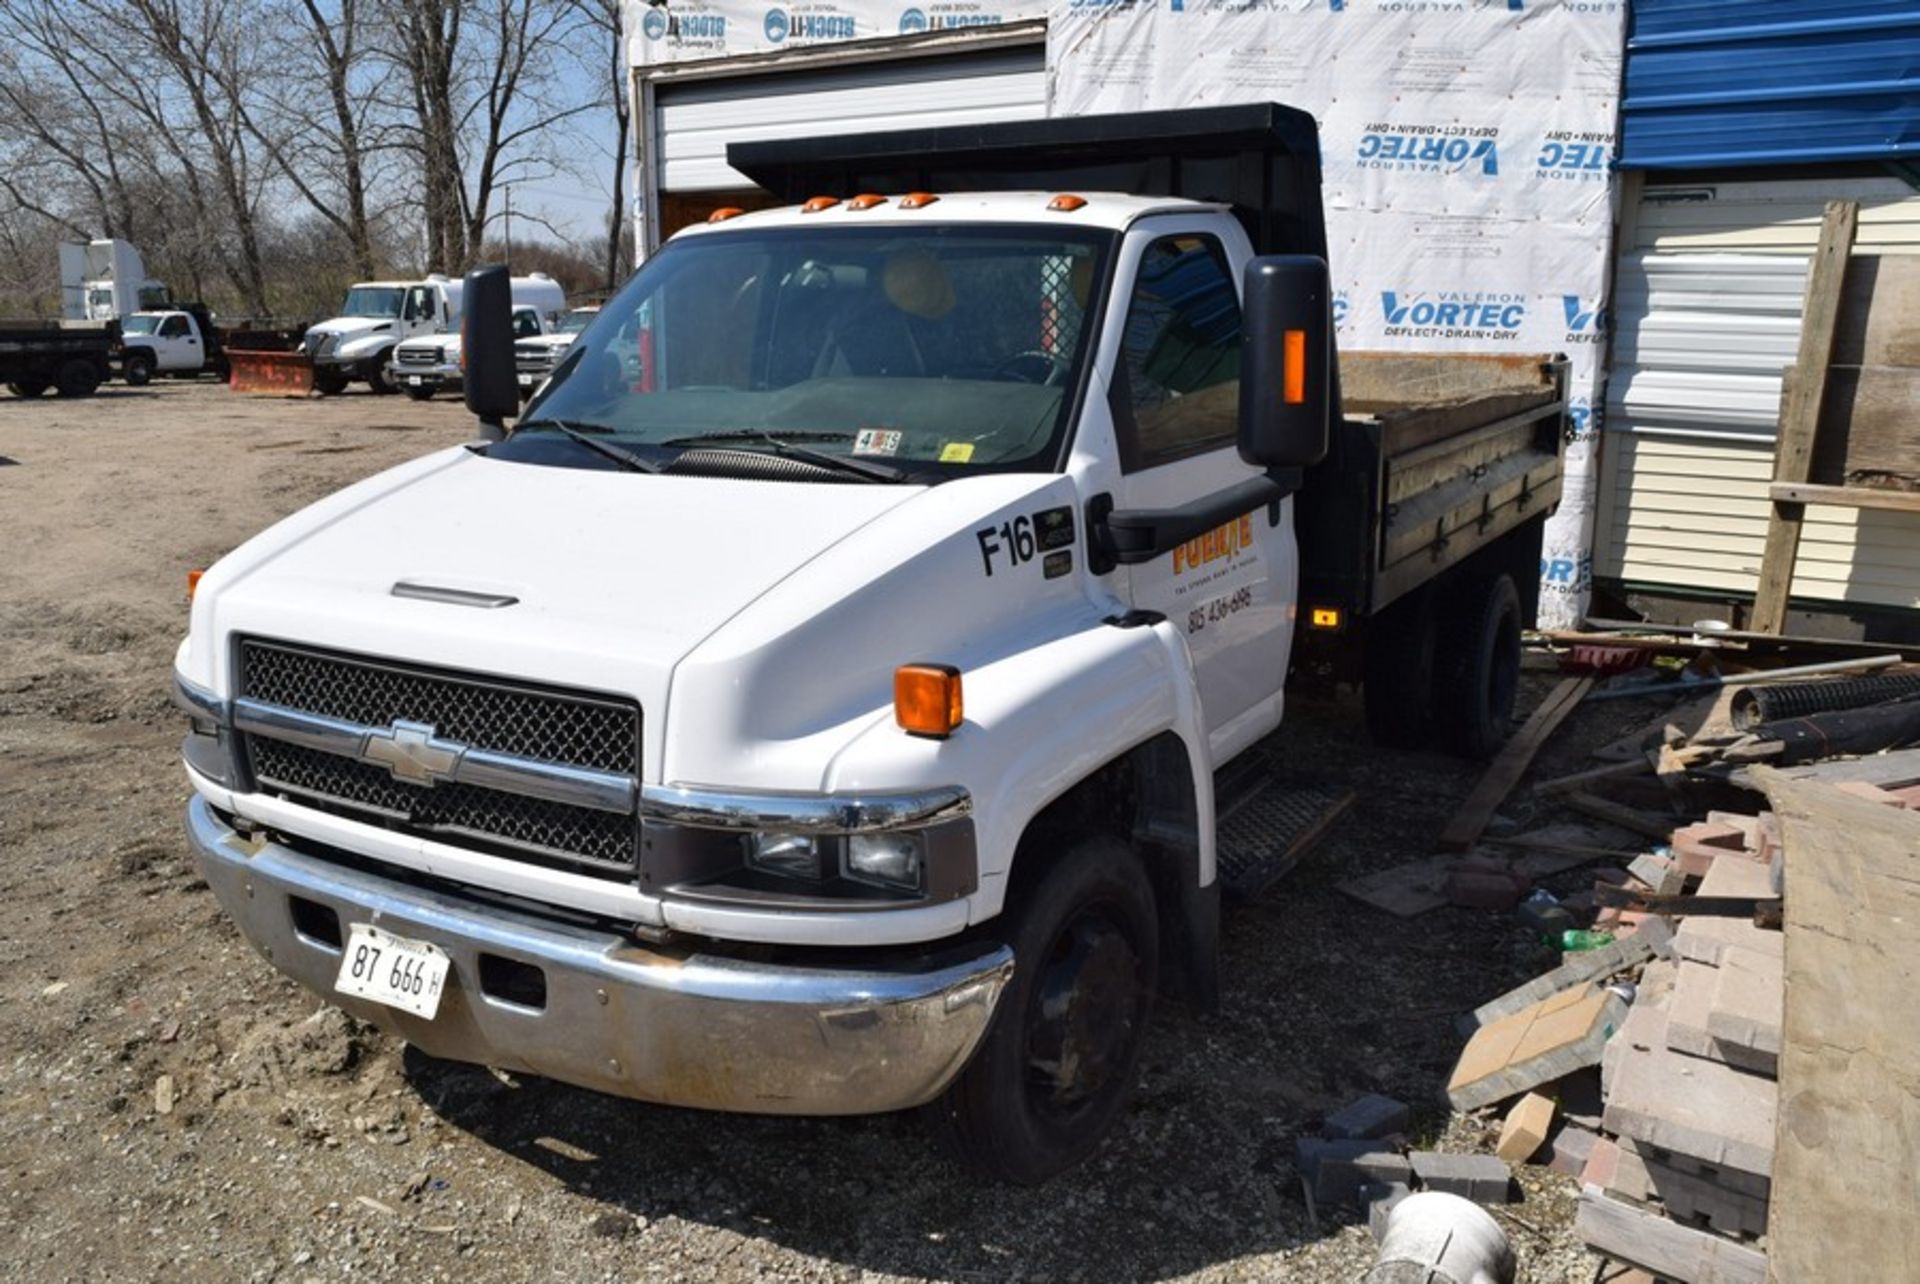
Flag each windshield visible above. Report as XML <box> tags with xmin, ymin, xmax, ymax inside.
<box><xmin>121</xmin><ymin>314</ymin><xmax>160</xmax><ymax>335</ymax></box>
<box><xmin>504</xmin><ymin>225</ymin><xmax>1112</xmax><ymax>477</ymax></box>
<box><xmin>340</xmin><ymin>287</ymin><xmax>404</xmax><ymax>319</ymax></box>
<box><xmin>559</xmin><ymin>309</ymin><xmax>596</xmax><ymax>335</ymax></box>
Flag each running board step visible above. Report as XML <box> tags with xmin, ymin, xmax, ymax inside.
<box><xmin>1215</xmin><ymin>778</ymin><xmax>1355</xmax><ymax>900</ymax></box>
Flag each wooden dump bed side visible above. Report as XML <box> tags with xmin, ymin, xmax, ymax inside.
<box><xmin>1296</xmin><ymin>351</ymin><xmax>1566</xmax><ymax>623</ymax></box>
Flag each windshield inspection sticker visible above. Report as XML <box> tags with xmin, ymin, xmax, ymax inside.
<box><xmin>939</xmin><ymin>441</ymin><xmax>975</xmax><ymax>463</ymax></box>
<box><xmin>854</xmin><ymin>429</ymin><xmax>903</xmax><ymax>457</ymax></box>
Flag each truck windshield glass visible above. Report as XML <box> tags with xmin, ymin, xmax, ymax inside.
<box><xmin>121</xmin><ymin>315</ymin><xmax>160</xmax><ymax>335</ymax></box>
<box><xmin>341</xmin><ymin>287</ymin><xmax>405</xmax><ymax>319</ymax></box>
<box><xmin>558</xmin><ymin>309</ymin><xmax>596</xmax><ymax>335</ymax></box>
<box><xmin>512</xmin><ymin>225</ymin><xmax>1112</xmax><ymax>476</ymax></box>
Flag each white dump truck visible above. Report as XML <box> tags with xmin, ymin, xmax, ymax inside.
<box><xmin>303</xmin><ymin>273</ymin><xmax>563</xmax><ymax>395</ymax></box>
<box><xmin>175</xmin><ymin>106</ymin><xmax>1564</xmax><ymax>1182</ymax></box>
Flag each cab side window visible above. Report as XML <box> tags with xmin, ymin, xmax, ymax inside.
<box><xmin>158</xmin><ymin>315</ymin><xmax>190</xmax><ymax>339</ymax></box>
<box><xmin>1114</xmin><ymin>235</ymin><xmax>1243</xmax><ymax>471</ymax></box>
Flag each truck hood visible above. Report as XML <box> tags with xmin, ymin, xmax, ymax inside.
<box><xmin>311</xmin><ymin>316</ymin><xmax>394</xmax><ymax>339</ymax></box>
<box><xmin>192</xmin><ymin>448</ymin><xmax>924</xmax><ymax>778</ymax></box>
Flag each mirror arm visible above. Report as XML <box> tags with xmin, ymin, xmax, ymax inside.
<box><xmin>1095</xmin><ymin>469</ymin><xmax>1302</xmax><ymax>567</ymax></box>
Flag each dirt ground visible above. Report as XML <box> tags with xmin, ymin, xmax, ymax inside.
<box><xmin>1</xmin><ymin>381</ymin><xmax>1632</xmax><ymax>1282</ymax></box>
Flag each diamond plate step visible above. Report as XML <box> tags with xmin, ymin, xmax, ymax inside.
<box><xmin>1215</xmin><ymin>778</ymin><xmax>1355</xmax><ymax>899</ymax></box>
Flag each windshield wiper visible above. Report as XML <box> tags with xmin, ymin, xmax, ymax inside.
<box><xmin>518</xmin><ymin>419</ymin><xmax>662</xmax><ymax>474</ymax></box>
<box><xmin>661</xmin><ymin>429</ymin><xmax>906</xmax><ymax>484</ymax></box>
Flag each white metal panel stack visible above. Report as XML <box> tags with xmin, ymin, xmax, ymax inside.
<box><xmin>1596</xmin><ymin>178</ymin><xmax>1920</xmax><ymax>610</ymax></box>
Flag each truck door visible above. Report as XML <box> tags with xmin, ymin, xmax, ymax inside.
<box><xmin>154</xmin><ymin>313</ymin><xmax>199</xmax><ymax>371</ymax></box>
<box><xmin>1109</xmin><ymin>220</ymin><xmax>1298</xmax><ymax>761</ymax></box>
<box><xmin>403</xmin><ymin>285</ymin><xmax>437</xmax><ymax>339</ymax></box>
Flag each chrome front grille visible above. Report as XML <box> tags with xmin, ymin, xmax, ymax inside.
<box><xmin>397</xmin><ymin>346</ymin><xmax>442</xmax><ymax>366</ymax></box>
<box><xmin>235</xmin><ymin>639</ymin><xmax>641</xmax><ymax>876</ymax></box>
<box><xmin>514</xmin><ymin>343</ymin><xmax>553</xmax><ymax>374</ymax></box>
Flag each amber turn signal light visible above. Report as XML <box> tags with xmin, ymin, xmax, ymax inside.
<box><xmin>899</xmin><ymin>192</ymin><xmax>940</xmax><ymax>209</ymax></box>
<box><xmin>1283</xmin><ymin>329</ymin><xmax>1308</xmax><ymax>405</ymax></box>
<box><xmin>187</xmin><ymin>569</ymin><xmax>205</xmax><ymax>600</ymax></box>
<box><xmin>1046</xmin><ymin>194</ymin><xmax>1088</xmax><ymax>212</ymax></box>
<box><xmin>1309</xmin><ymin>606</ymin><xmax>1342</xmax><ymax>630</ymax></box>
<box><xmin>801</xmin><ymin>195</ymin><xmax>841</xmax><ymax>214</ymax></box>
<box><xmin>895</xmin><ymin>664</ymin><xmax>963</xmax><ymax>739</ymax></box>
<box><xmin>707</xmin><ymin>207</ymin><xmax>745</xmax><ymax>223</ymax></box>
<box><xmin>847</xmin><ymin>193</ymin><xmax>887</xmax><ymax>210</ymax></box>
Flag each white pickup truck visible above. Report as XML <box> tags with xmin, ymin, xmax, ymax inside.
<box><xmin>175</xmin><ymin>107</ymin><xmax>1564</xmax><ymax>1182</ymax></box>
<box><xmin>388</xmin><ymin>303</ymin><xmax>550</xmax><ymax>401</ymax></box>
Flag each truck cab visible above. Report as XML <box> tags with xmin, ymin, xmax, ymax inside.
<box><xmin>389</xmin><ymin>303</ymin><xmax>548</xmax><ymax>401</ymax></box>
<box><xmin>176</xmin><ymin>106</ymin><xmax>1562</xmax><ymax>1183</ymax></box>
<box><xmin>118</xmin><ymin>307</ymin><xmax>219</xmax><ymax>384</ymax></box>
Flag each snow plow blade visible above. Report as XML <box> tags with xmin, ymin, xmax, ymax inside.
<box><xmin>228</xmin><ymin>349</ymin><xmax>313</xmax><ymax>395</ymax></box>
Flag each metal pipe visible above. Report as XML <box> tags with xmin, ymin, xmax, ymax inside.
<box><xmin>1588</xmin><ymin>653</ymin><xmax>1904</xmax><ymax>702</ymax></box>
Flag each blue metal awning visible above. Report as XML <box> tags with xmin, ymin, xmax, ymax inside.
<box><xmin>1621</xmin><ymin>0</ymin><xmax>1920</xmax><ymax>169</ymax></box>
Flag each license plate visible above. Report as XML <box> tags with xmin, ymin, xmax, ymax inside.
<box><xmin>517</xmin><ymin>374</ymin><xmax>534</xmax><ymax>386</ymax></box>
<box><xmin>335</xmin><ymin>924</ymin><xmax>450</xmax><ymax>1019</ymax></box>
<box><xmin>407</xmin><ymin>375</ymin><xmax>423</xmax><ymax>386</ymax></box>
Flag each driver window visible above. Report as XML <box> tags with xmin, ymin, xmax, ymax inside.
<box><xmin>406</xmin><ymin>286</ymin><xmax>434</xmax><ymax>321</ymax></box>
<box><xmin>158</xmin><ymin>315</ymin><xmax>189</xmax><ymax>338</ymax></box>
<box><xmin>1115</xmin><ymin>234</ymin><xmax>1243</xmax><ymax>472</ymax></box>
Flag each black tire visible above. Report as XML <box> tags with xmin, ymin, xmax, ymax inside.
<box><xmin>1363</xmin><ymin>590</ymin><xmax>1438</xmax><ymax>750</ymax></box>
<box><xmin>54</xmin><ymin>358</ymin><xmax>102</xmax><ymax>398</ymax></box>
<box><xmin>924</xmin><ymin>836</ymin><xmax>1158</xmax><ymax>1184</ymax></box>
<box><xmin>8</xmin><ymin>379</ymin><xmax>50</xmax><ymax>398</ymax></box>
<box><xmin>123</xmin><ymin>350</ymin><xmax>156</xmax><ymax>386</ymax></box>
<box><xmin>1432</xmin><ymin>572</ymin><xmax>1523</xmax><ymax>760</ymax></box>
<box><xmin>402</xmin><ymin>384</ymin><xmax>435</xmax><ymax>402</ymax></box>
<box><xmin>364</xmin><ymin>353</ymin><xmax>397</xmax><ymax>395</ymax></box>
<box><xmin>312</xmin><ymin>367</ymin><xmax>350</xmax><ymax>396</ymax></box>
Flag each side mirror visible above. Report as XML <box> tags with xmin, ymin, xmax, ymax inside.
<box><xmin>462</xmin><ymin>264</ymin><xmax>519</xmax><ymax>438</ymax></box>
<box><xmin>1238</xmin><ymin>255</ymin><xmax>1332</xmax><ymax>470</ymax></box>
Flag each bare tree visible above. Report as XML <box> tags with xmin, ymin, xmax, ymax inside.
<box><xmin>573</xmin><ymin>0</ymin><xmax>630</xmax><ymax>289</ymax></box>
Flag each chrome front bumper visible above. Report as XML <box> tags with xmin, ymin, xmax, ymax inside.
<box><xmin>186</xmin><ymin>795</ymin><xmax>1013</xmax><ymax>1114</ymax></box>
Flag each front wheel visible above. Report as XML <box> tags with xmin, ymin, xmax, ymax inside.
<box><xmin>924</xmin><ymin>836</ymin><xmax>1158</xmax><ymax>1184</ymax></box>
<box><xmin>363</xmin><ymin>353</ymin><xmax>397</xmax><ymax>395</ymax></box>
<box><xmin>402</xmin><ymin>384</ymin><xmax>435</xmax><ymax>402</ymax></box>
<box><xmin>312</xmin><ymin>367</ymin><xmax>350</xmax><ymax>396</ymax></box>
<box><xmin>123</xmin><ymin>350</ymin><xmax>155</xmax><ymax>386</ymax></box>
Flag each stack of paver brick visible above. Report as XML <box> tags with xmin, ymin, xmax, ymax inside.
<box><xmin>1442</xmin><ymin>813</ymin><xmax>1791</xmax><ymax>1283</ymax></box>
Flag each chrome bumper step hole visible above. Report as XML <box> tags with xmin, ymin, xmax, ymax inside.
<box><xmin>289</xmin><ymin>895</ymin><xmax>344</xmax><ymax>951</ymax></box>
<box><xmin>479</xmin><ymin>953</ymin><xmax>548</xmax><ymax>1011</ymax></box>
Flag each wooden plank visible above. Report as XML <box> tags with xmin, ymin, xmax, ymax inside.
<box><xmin>1750</xmin><ymin>769</ymin><xmax>1920</xmax><ymax>1284</ymax></box>
<box><xmin>1576</xmin><ymin>1188</ymin><xmax>1769</xmax><ymax>1284</ymax></box>
<box><xmin>1752</xmin><ymin>200</ymin><xmax>1860</xmax><ymax>635</ymax></box>
<box><xmin>1829</xmin><ymin>254</ymin><xmax>1920</xmax><ymax>368</ymax></box>
<box><xmin>1562</xmin><ymin>792</ymin><xmax>1679</xmax><ymax>842</ymax></box>
<box><xmin>1438</xmin><ymin>677</ymin><xmax>1594</xmax><ymax>851</ymax></box>
<box><xmin>1809</xmin><ymin>364</ymin><xmax>1920</xmax><ymax>487</ymax></box>
<box><xmin>1768</xmin><ymin>481</ymin><xmax>1920</xmax><ymax>514</ymax></box>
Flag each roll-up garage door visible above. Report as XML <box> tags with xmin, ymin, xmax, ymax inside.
<box><xmin>652</xmin><ymin>45</ymin><xmax>1046</xmax><ymax>223</ymax></box>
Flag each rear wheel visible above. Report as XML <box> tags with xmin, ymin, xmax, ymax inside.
<box><xmin>54</xmin><ymin>358</ymin><xmax>102</xmax><ymax>398</ymax></box>
<box><xmin>1363</xmin><ymin>589</ymin><xmax>1437</xmax><ymax>750</ymax></box>
<box><xmin>1433</xmin><ymin>572</ymin><xmax>1523</xmax><ymax>760</ymax></box>
<box><xmin>8</xmin><ymin>378</ymin><xmax>50</xmax><ymax>398</ymax></box>
<box><xmin>123</xmin><ymin>350</ymin><xmax>156</xmax><ymax>386</ymax></box>
<box><xmin>312</xmin><ymin>367</ymin><xmax>350</xmax><ymax>396</ymax></box>
<box><xmin>925</xmin><ymin>836</ymin><xmax>1158</xmax><ymax>1184</ymax></box>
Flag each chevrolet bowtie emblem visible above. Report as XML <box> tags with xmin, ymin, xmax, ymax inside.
<box><xmin>361</xmin><ymin>720</ymin><xmax>464</xmax><ymax>787</ymax></box>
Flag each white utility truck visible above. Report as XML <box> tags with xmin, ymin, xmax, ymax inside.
<box><xmin>175</xmin><ymin>107</ymin><xmax>1564</xmax><ymax>1182</ymax></box>
<box><xmin>512</xmin><ymin>305</ymin><xmax>601</xmax><ymax>399</ymax></box>
<box><xmin>303</xmin><ymin>273</ymin><xmax>564</xmax><ymax>395</ymax></box>
<box><xmin>59</xmin><ymin>238</ymin><xmax>172</xmax><ymax>322</ymax></box>
<box><xmin>117</xmin><ymin>305</ymin><xmax>225</xmax><ymax>384</ymax></box>
<box><xmin>388</xmin><ymin>303</ymin><xmax>550</xmax><ymax>401</ymax></box>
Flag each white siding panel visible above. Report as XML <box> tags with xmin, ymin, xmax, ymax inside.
<box><xmin>656</xmin><ymin>49</ymin><xmax>1046</xmax><ymax>192</ymax></box>
<box><xmin>1595</xmin><ymin>178</ymin><xmax>1920</xmax><ymax>611</ymax></box>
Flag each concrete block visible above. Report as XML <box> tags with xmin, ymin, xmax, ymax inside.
<box><xmin>1669</xmin><ymin>820</ymin><xmax>1748</xmax><ymax>878</ymax></box>
<box><xmin>1295</xmin><ymin>1137</ymin><xmax>1410</xmax><ymax>1204</ymax></box>
<box><xmin>1627</xmin><ymin>914</ymin><xmax>1676</xmax><ymax>960</ymax></box>
<box><xmin>1673</xmin><ymin>910</ymin><xmax>1783</xmax><ymax>968</ymax></box>
<box><xmin>1409</xmin><ymin>1151</ymin><xmax>1514</xmax><ymax>1204</ymax></box>
<box><xmin>1582</xmin><ymin>1136</ymin><xmax>1650</xmax><ymax>1203</ymax></box>
<box><xmin>1468</xmin><ymin>933</ymin><xmax>1655</xmax><ymax>1028</ymax></box>
<box><xmin>1546</xmin><ymin>1123</ymin><xmax>1599</xmax><ymax>1178</ymax></box>
<box><xmin>1495</xmin><ymin>1091</ymin><xmax>1555</xmax><ymax>1164</ymax></box>
<box><xmin>1628</xmin><ymin>852</ymin><xmax>1685</xmax><ymax>895</ymax></box>
<box><xmin>1602</xmin><ymin>985</ymin><xmax>1669</xmax><ymax>1100</ymax></box>
<box><xmin>1619</xmin><ymin>1135</ymin><xmax>1769</xmax><ymax>1200</ymax></box>
<box><xmin>1577</xmin><ymin>1187</ymin><xmax>1768</xmax><ymax>1284</ymax></box>
<box><xmin>1362</xmin><ymin>1181</ymin><xmax>1412</xmax><ymax>1243</ymax></box>
<box><xmin>1636</xmin><ymin>1148</ymin><xmax>1770</xmax><ymax>1237</ymax></box>
<box><xmin>1448</xmin><ymin>985</ymin><xmax>1629</xmax><ymax>1110</ymax></box>
<box><xmin>1323</xmin><ymin>1092</ymin><xmax>1410</xmax><ymax>1141</ymax></box>
<box><xmin>1705</xmin><ymin>945</ymin><xmax>1782</xmax><ymax>1071</ymax></box>
<box><xmin>1602</xmin><ymin>1010</ymin><xmax>1776</xmax><ymax>1179</ymax></box>
<box><xmin>1699</xmin><ymin>851</ymin><xmax>1776</xmax><ymax>899</ymax></box>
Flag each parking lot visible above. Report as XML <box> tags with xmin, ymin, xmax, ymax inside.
<box><xmin>0</xmin><ymin>381</ymin><xmax>1609</xmax><ymax>1282</ymax></box>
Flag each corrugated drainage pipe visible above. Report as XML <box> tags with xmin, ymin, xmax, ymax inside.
<box><xmin>1364</xmin><ymin>1192</ymin><xmax>1515</xmax><ymax>1284</ymax></box>
<box><xmin>1732</xmin><ymin>670</ymin><xmax>1920</xmax><ymax>730</ymax></box>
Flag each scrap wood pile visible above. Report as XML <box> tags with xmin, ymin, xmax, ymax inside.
<box><xmin>1344</xmin><ymin>625</ymin><xmax>1920</xmax><ymax>1283</ymax></box>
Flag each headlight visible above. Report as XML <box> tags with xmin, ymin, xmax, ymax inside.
<box><xmin>845</xmin><ymin>832</ymin><xmax>925</xmax><ymax>892</ymax></box>
<box><xmin>173</xmin><ymin>672</ymin><xmax>235</xmax><ymax>786</ymax></box>
<box><xmin>745</xmin><ymin>832</ymin><xmax>822</xmax><ymax>880</ymax></box>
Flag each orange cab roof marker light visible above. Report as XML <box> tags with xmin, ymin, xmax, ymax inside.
<box><xmin>801</xmin><ymin>196</ymin><xmax>841</xmax><ymax>214</ymax></box>
<box><xmin>187</xmin><ymin>569</ymin><xmax>205</xmax><ymax>601</ymax></box>
<box><xmin>848</xmin><ymin>193</ymin><xmax>888</xmax><ymax>210</ymax></box>
<box><xmin>894</xmin><ymin>664</ymin><xmax>963</xmax><ymax>739</ymax></box>
<box><xmin>1282</xmin><ymin>329</ymin><xmax>1308</xmax><ymax>405</ymax></box>
<box><xmin>1047</xmin><ymin>194</ymin><xmax>1088</xmax><ymax>212</ymax></box>
<box><xmin>899</xmin><ymin>192</ymin><xmax>940</xmax><ymax>209</ymax></box>
<box><xmin>707</xmin><ymin>207</ymin><xmax>745</xmax><ymax>223</ymax></box>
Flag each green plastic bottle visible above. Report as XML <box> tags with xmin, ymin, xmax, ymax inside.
<box><xmin>1558</xmin><ymin>929</ymin><xmax>1615</xmax><ymax>953</ymax></box>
